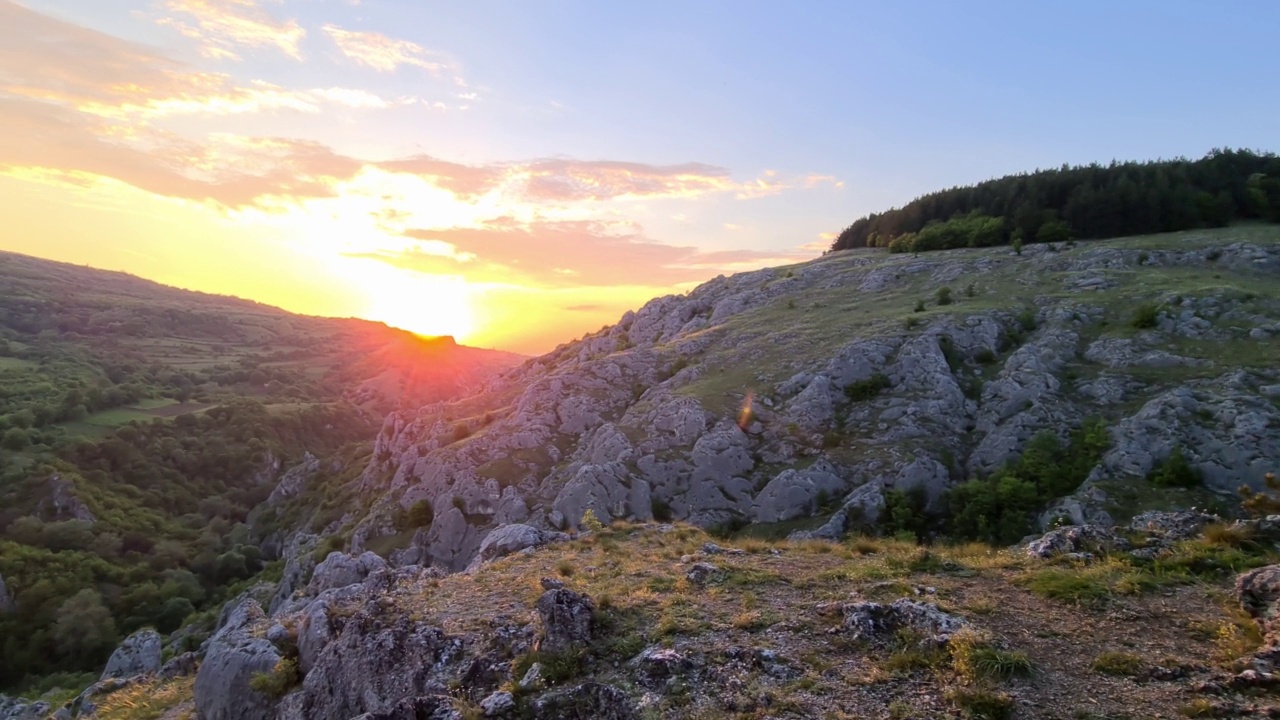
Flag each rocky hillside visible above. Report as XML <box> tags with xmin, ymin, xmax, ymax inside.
<box><xmin>347</xmin><ymin>226</ymin><xmax>1280</xmax><ymax>569</ymax></box>
<box><xmin>19</xmin><ymin>514</ymin><xmax>1280</xmax><ymax>719</ymax></box>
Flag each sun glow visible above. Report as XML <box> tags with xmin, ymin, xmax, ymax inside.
<box><xmin>348</xmin><ymin>259</ymin><xmax>476</xmax><ymax>340</ymax></box>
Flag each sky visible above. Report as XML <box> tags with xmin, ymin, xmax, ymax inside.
<box><xmin>1</xmin><ymin>1</ymin><xmax>1278</xmax><ymax>354</ymax></box>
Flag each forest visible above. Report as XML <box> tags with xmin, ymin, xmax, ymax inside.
<box><xmin>830</xmin><ymin>148</ymin><xmax>1280</xmax><ymax>253</ymax></box>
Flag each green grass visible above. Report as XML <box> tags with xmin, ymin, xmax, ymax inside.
<box><xmin>1091</xmin><ymin>651</ymin><xmax>1145</xmax><ymax>676</ymax></box>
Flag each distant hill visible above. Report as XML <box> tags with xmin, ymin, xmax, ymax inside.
<box><xmin>0</xmin><ymin>251</ymin><xmax>520</xmax><ymax>687</ymax></box>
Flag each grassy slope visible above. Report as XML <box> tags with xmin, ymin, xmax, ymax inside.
<box><xmin>676</xmin><ymin>225</ymin><xmax>1280</xmax><ymax>417</ymax></box>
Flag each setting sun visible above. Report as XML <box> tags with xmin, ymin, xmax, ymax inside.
<box><xmin>350</xmin><ymin>259</ymin><xmax>476</xmax><ymax>340</ymax></box>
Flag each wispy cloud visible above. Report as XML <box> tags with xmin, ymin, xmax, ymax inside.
<box><xmin>322</xmin><ymin>24</ymin><xmax>446</xmax><ymax>73</ymax></box>
<box><xmin>158</xmin><ymin>0</ymin><xmax>306</xmax><ymax>61</ymax></box>
<box><xmin>351</xmin><ymin>218</ymin><xmax>815</xmax><ymax>288</ymax></box>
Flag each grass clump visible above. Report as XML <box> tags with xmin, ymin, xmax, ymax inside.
<box><xmin>1091</xmin><ymin>651</ymin><xmax>1145</xmax><ymax>676</ymax></box>
<box><xmin>1018</xmin><ymin>568</ymin><xmax>1111</xmax><ymax>604</ymax></box>
<box><xmin>87</xmin><ymin>676</ymin><xmax>196</xmax><ymax>720</ymax></box>
<box><xmin>947</xmin><ymin>687</ymin><xmax>1015</xmax><ymax>720</ymax></box>
<box><xmin>249</xmin><ymin>658</ymin><xmax>301</xmax><ymax>699</ymax></box>
<box><xmin>950</xmin><ymin>628</ymin><xmax>1033</xmax><ymax>683</ymax></box>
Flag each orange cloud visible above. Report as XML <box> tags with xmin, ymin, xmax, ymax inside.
<box><xmin>322</xmin><ymin>24</ymin><xmax>447</xmax><ymax>73</ymax></box>
<box><xmin>351</xmin><ymin>219</ymin><xmax>815</xmax><ymax>288</ymax></box>
<box><xmin>159</xmin><ymin>0</ymin><xmax>306</xmax><ymax>61</ymax></box>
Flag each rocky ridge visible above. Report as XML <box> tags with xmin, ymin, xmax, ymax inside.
<box><xmin>348</xmin><ymin>229</ymin><xmax>1280</xmax><ymax>568</ymax></box>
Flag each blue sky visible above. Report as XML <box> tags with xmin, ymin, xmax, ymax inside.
<box><xmin>4</xmin><ymin>0</ymin><xmax>1278</xmax><ymax>351</ymax></box>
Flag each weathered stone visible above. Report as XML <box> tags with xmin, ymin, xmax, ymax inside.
<box><xmin>530</xmin><ymin>682</ymin><xmax>638</xmax><ymax>720</ymax></box>
<box><xmin>840</xmin><ymin>599</ymin><xmax>968</xmax><ymax>646</ymax></box>
<box><xmin>685</xmin><ymin>562</ymin><xmax>723</xmax><ymax>587</ymax></box>
<box><xmin>158</xmin><ymin>652</ymin><xmax>200</xmax><ymax>679</ymax></box>
<box><xmin>1024</xmin><ymin>525</ymin><xmax>1126</xmax><ymax>559</ymax></box>
<box><xmin>347</xmin><ymin>696</ymin><xmax>464</xmax><ymax>720</ymax></box>
<box><xmin>309</xmin><ymin>551</ymin><xmax>388</xmax><ymax>594</ymax></box>
<box><xmin>194</xmin><ymin>599</ymin><xmax>282</xmax><ymax>720</ymax></box>
<box><xmin>101</xmin><ymin>628</ymin><xmax>163</xmax><ymax>680</ymax></box>
<box><xmin>468</xmin><ymin>524</ymin><xmax>569</xmax><ymax>572</ymax></box>
<box><xmin>291</xmin><ymin>609</ymin><xmax>462</xmax><ymax>720</ymax></box>
<box><xmin>479</xmin><ymin>691</ymin><xmax>515</xmax><ymax>716</ymax></box>
<box><xmin>1237</xmin><ymin>565</ymin><xmax>1280</xmax><ymax>634</ymax></box>
<box><xmin>536</xmin><ymin>588</ymin><xmax>595</xmax><ymax>653</ymax></box>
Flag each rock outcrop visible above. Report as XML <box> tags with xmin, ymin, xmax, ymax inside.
<box><xmin>100</xmin><ymin>628</ymin><xmax>162</xmax><ymax>680</ymax></box>
<box><xmin>194</xmin><ymin>599</ymin><xmax>282</xmax><ymax>720</ymax></box>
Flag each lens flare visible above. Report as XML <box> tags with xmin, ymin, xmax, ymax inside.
<box><xmin>737</xmin><ymin>391</ymin><xmax>754</xmax><ymax>431</ymax></box>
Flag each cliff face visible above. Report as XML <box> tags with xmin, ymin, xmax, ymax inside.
<box><xmin>350</xmin><ymin>228</ymin><xmax>1280</xmax><ymax>569</ymax></box>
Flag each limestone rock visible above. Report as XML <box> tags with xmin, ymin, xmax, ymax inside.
<box><xmin>685</xmin><ymin>562</ymin><xmax>723</xmax><ymax>587</ymax></box>
<box><xmin>753</xmin><ymin>460</ymin><xmax>846</xmax><ymax>523</ymax></box>
<box><xmin>309</xmin><ymin>551</ymin><xmax>388</xmax><ymax>594</ymax></box>
<box><xmin>536</xmin><ymin>588</ymin><xmax>595</xmax><ymax>653</ymax></box>
<box><xmin>1237</xmin><ymin>565</ymin><xmax>1280</xmax><ymax>635</ymax></box>
<box><xmin>101</xmin><ymin>628</ymin><xmax>162</xmax><ymax>680</ymax></box>
<box><xmin>467</xmin><ymin>524</ymin><xmax>569</xmax><ymax>571</ymax></box>
<box><xmin>347</xmin><ymin>696</ymin><xmax>464</xmax><ymax>720</ymax></box>
<box><xmin>158</xmin><ymin>652</ymin><xmax>200</xmax><ymax>679</ymax></box>
<box><xmin>291</xmin><ymin>609</ymin><xmax>462</xmax><ymax>720</ymax></box>
<box><xmin>1024</xmin><ymin>525</ymin><xmax>1126</xmax><ymax>559</ymax></box>
<box><xmin>840</xmin><ymin>599</ymin><xmax>968</xmax><ymax>646</ymax></box>
<box><xmin>479</xmin><ymin>691</ymin><xmax>515</xmax><ymax>716</ymax></box>
<box><xmin>194</xmin><ymin>599</ymin><xmax>282</xmax><ymax>720</ymax></box>
<box><xmin>530</xmin><ymin>682</ymin><xmax>638</xmax><ymax>720</ymax></box>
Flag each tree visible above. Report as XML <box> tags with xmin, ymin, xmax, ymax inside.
<box><xmin>1011</xmin><ymin>230</ymin><xmax>1025</xmax><ymax>256</ymax></box>
<box><xmin>1036</xmin><ymin>219</ymin><xmax>1071</xmax><ymax>245</ymax></box>
<box><xmin>52</xmin><ymin>589</ymin><xmax>117</xmax><ymax>661</ymax></box>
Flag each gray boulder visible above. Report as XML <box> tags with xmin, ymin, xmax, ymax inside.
<box><xmin>841</xmin><ymin>599</ymin><xmax>968</xmax><ymax>646</ymax></box>
<box><xmin>309</xmin><ymin>551</ymin><xmax>388</xmax><ymax>593</ymax></box>
<box><xmin>1237</xmin><ymin>565</ymin><xmax>1280</xmax><ymax>636</ymax></box>
<box><xmin>530</xmin><ymin>683</ymin><xmax>638</xmax><ymax>720</ymax></box>
<box><xmin>101</xmin><ymin>628</ymin><xmax>162</xmax><ymax>680</ymax></box>
<box><xmin>1128</xmin><ymin>510</ymin><xmax>1220</xmax><ymax>541</ymax></box>
<box><xmin>194</xmin><ymin>599</ymin><xmax>283</xmax><ymax>720</ymax></box>
<box><xmin>467</xmin><ymin>524</ymin><xmax>569</xmax><ymax>571</ymax></box>
<box><xmin>536</xmin><ymin>588</ymin><xmax>595</xmax><ymax>653</ymax></box>
<box><xmin>159</xmin><ymin>651</ymin><xmax>200</xmax><ymax>679</ymax></box>
<box><xmin>291</xmin><ymin>611</ymin><xmax>462</xmax><ymax>720</ymax></box>
<box><xmin>753</xmin><ymin>461</ymin><xmax>846</xmax><ymax>523</ymax></box>
<box><xmin>348</xmin><ymin>696</ymin><xmax>464</xmax><ymax>720</ymax></box>
<box><xmin>1024</xmin><ymin>525</ymin><xmax>1126</xmax><ymax>559</ymax></box>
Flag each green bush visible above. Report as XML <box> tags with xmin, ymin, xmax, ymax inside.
<box><xmin>1130</xmin><ymin>303</ymin><xmax>1160</xmax><ymax>329</ymax></box>
<box><xmin>936</xmin><ymin>287</ymin><xmax>954</xmax><ymax>306</ymax></box>
<box><xmin>1149</xmin><ymin>447</ymin><xmax>1202</xmax><ymax>488</ymax></box>
<box><xmin>844</xmin><ymin>374</ymin><xmax>891</xmax><ymax>402</ymax></box>
<box><xmin>250</xmin><ymin>658</ymin><xmax>301</xmax><ymax>698</ymax></box>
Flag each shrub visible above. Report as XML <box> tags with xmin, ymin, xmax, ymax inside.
<box><xmin>913</xmin><ymin>299</ymin><xmax>926</xmax><ymax>313</ymax></box>
<box><xmin>250</xmin><ymin>658</ymin><xmax>300</xmax><ymax>698</ymax></box>
<box><xmin>975</xmin><ymin>349</ymin><xmax>996</xmax><ymax>365</ymax></box>
<box><xmin>581</xmin><ymin>508</ymin><xmax>604</xmax><ymax>532</ymax></box>
<box><xmin>1238</xmin><ymin>472</ymin><xmax>1280</xmax><ymax>517</ymax></box>
<box><xmin>965</xmin><ymin>282</ymin><xmax>977</xmax><ymax>298</ymax></box>
<box><xmin>1148</xmin><ymin>447</ymin><xmax>1202</xmax><ymax>488</ymax></box>
<box><xmin>651</xmin><ymin>497</ymin><xmax>673</xmax><ymax>522</ymax></box>
<box><xmin>405</xmin><ymin>499</ymin><xmax>433</xmax><ymax>529</ymax></box>
<box><xmin>1011</xmin><ymin>231</ymin><xmax>1024</xmax><ymax>256</ymax></box>
<box><xmin>904</xmin><ymin>316</ymin><xmax>922</xmax><ymax>330</ymax></box>
<box><xmin>1016</xmin><ymin>308</ymin><xmax>1038</xmax><ymax>332</ymax></box>
<box><xmin>1137</xmin><ymin>251</ymin><xmax>1150</xmax><ymax>265</ymax></box>
<box><xmin>452</xmin><ymin>495</ymin><xmax>467</xmax><ymax>512</ymax></box>
<box><xmin>1130</xmin><ymin>303</ymin><xmax>1160</xmax><ymax>329</ymax></box>
<box><xmin>936</xmin><ymin>287</ymin><xmax>954</xmax><ymax>306</ymax></box>
<box><xmin>844</xmin><ymin>374</ymin><xmax>891</xmax><ymax>402</ymax></box>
